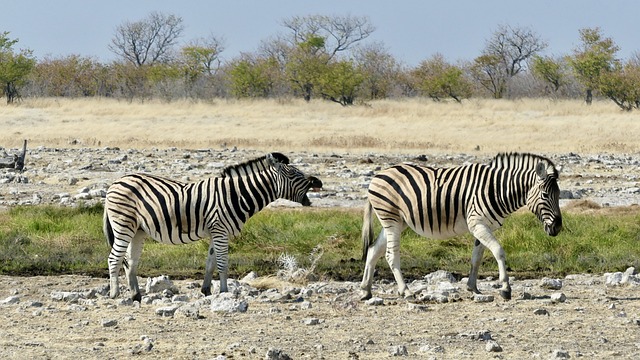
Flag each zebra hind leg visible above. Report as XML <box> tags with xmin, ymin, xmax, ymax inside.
<box><xmin>360</xmin><ymin>230</ymin><xmax>387</xmax><ymax>300</ymax></box>
<box><xmin>107</xmin><ymin>236</ymin><xmax>131</xmax><ymax>299</ymax></box>
<box><xmin>384</xmin><ymin>227</ymin><xmax>414</xmax><ymax>299</ymax></box>
<box><xmin>124</xmin><ymin>231</ymin><xmax>145</xmax><ymax>302</ymax></box>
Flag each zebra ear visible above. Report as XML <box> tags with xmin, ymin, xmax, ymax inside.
<box><xmin>535</xmin><ymin>162</ymin><xmax>548</xmax><ymax>180</ymax></box>
<box><xmin>266</xmin><ymin>152</ymin><xmax>287</xmax><ymax>170</ymax></box>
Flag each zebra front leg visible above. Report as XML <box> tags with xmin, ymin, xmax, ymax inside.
<box><xmin>472</xmin><ymin>225</ymin><xmax>511</xmax><ymax>300</ymax></box>
<box><xmin>360</xmin><ymin>230</ymin><xmax>387</xmax><ymax>300</ymax></box>
<box><xmin>202</xmin><ymin>242</ymin><xmax>216</xmax><ymax>296</ymax></box>
<box><xmin>466</xmin><ymin>239</ymin><xmax>486</xmax><ymax>295</ymax></box>
<box><xmin>384</xmin><ymin>228</ymin><xmax>414</xmax><ymax>299</ymax></box>
<box><xmin>202</xmin><ymin>234</ymin><xmax>229</xmax><ymax>296</ymax></box>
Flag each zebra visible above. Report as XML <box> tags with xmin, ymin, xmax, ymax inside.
<box><xmin>103</xmin><ymin>152</ymin><xmax>323</xmax><ymax>301</ymax></box>
<box><xmin>360</xmin><ymin>152</ymin><xmax>562</xmax><ymax>301</ymax></box>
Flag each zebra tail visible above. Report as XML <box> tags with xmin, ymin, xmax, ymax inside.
<box><xmin>103</xmin><ymin>210</ymin><xmax>115</xmax><ymax>249</ymax></box>
<box><xmin>361</xmin><ymin>199</ymin><xmax>374</xmax><ymax>261</ymax></box>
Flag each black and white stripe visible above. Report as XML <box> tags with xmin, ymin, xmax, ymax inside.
<box><xmin>360</xmin><ymin>152</ymin><xmax>562</xmax><ymax>300</ymax></box>
<box><xmin>104</xmin><ymin>152</ymin><xmax>322</xmax><ymax>301</ymax></box>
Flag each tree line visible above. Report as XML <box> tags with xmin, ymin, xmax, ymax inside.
<box><xmin>1</xmin><ymin>12</ymin><xmax>639</xmax><ymax>110</ymax></box>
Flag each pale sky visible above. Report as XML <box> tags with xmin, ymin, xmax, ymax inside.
<box><xmin>2</xmin><ymin>0</ymin><xmax>638</xmax><ymax>66</ymax></box>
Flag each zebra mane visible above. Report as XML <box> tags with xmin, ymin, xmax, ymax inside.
<box><xmin>490</xmin><ymin>152</ymin><xmax>558</xmax><ymax>177</ymax></box>
<box><xmin>221</xmin><ymin>152</ymin><xmax>290</xmax><ymax>177</ymax></box>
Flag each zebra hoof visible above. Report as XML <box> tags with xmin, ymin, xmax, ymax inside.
<box><xmin>359</xmin><ymin>291</ymin><xmax>372</xmax><ymax>301</ymax></box>
<box><xmin>131</xmin><ymin>292</ymin><xmax>142</xmax><ymax>303</ymax></box>
<box><xmin>201</xmin><ymin>287</ymin><xmax>212</xmax><ymax>297</ymax></box>
<box><xmin>500</xmin><ymin>289</ymin><xmax>512</xmax><ymax>300</ymax></box>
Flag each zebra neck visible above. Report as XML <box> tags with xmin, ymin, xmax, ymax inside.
<box><xmin>495</xmin><ymin>170</ymin><xmax>536</xmax><ymax>214</ymax></box>
<box><xmin>221</xmin><ymin>172</ymin><xmax>279</xmax><ymax>218</ymax></box>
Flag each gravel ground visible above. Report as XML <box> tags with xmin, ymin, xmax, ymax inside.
<box><xmin>1</xmin><ymin>146</ymin><xmax>640</xmax><ymax>359</ymax></box>
<box><xmin>1</xmin><ymin>272</ymin><xmax>640</xmax><ymax>359</ymax></box>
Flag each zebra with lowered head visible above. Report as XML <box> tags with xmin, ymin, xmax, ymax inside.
<box><xmin>104</xmin><ymin>152</ymin><xmax>323</xmax><ymax>302</ymax></box>
<box><xmin>360</xmin><ymin>152</ymin><xmax>562</xmax><ymax>301</ymax></box>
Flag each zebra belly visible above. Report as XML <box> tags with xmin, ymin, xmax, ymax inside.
<box><xmin>407</xmin><ymin>217</ymin><xmax>470</xmax><ymax>240</ymax></box>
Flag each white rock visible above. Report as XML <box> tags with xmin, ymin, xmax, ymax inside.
<box><xmin>540</xmin><ymin>278</ymin><xmax>563</xmax><ymax>290</ymax></box>
<box><xmin>210</xmin><ymin>293</ymin><xmax>248</xmax><ymax>313</ymax></box>
<box><xmin>365</xmin><ymin>297</ymin><xmax>384</xmax><ymax>306</ymax></box>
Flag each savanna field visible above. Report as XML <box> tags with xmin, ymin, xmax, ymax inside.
<box><xmin>1</xmin><ymin>98</ymin><xmax>640</xmax><ymax>359</ymax></box>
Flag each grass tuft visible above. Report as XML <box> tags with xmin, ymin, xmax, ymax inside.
<box><xmin>0</xmin><ymin>204</ymin><xmax>639</xmax><ymax>281</ymax></box>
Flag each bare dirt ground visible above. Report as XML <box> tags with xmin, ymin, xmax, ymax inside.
<box><xmin>1</xmin><ymin>273</ymin><xmax>640</xmax><ymax>359</ymax></box>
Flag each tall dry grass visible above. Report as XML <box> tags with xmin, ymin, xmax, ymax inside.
<box><xmin>0</xmin><ymin>97</ymin><xmax>638</xmax><ymax>154</ymax></box>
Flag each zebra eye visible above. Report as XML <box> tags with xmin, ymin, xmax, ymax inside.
<box><xmin>540</xmin><ymin>192</ymin><xmax>549</xmax><ymax>201</ymax></box>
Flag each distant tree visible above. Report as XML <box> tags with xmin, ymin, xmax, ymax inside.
<box><xmin>530</xmin><ymin>55</ymin><xmax>568</xmax><ymax>95</ymax></box>
<box><xmin>29</xmin><ymin>55</ymin><xmax>108</xmax><ymax>97</ymax></box>
<box><xmin>412</xmin><ymin>54</ymin><xmax>472</xmax><ymax>102</ymax></box>
<box><xmin>598</xmin><ymin>60</ymin><xmax>640</xmax><ymax>111</ymax></box>
<box><xmin>109</xmin><ymin>12</ymin><xmax>184</xmax><ymax>66</ymax></box>
<box><xmin>568</xmin><ymin>27</ymin><xmax>620</xmax><ymax>105</ymax></box>
<box><xmin>281</xmin><ymin>14</ymin><xmax>374</xmax><ymax>102</ymax></box>
<box><xmin>469</xmin><ymin>54</ymin><xmax>505</xmax><ymax>98</ymax></box>
<box><xmin>472</xmin><ymin>24</ymin><xmax>547</xmax><ymax>98</ymax></box>
<box><xmin>0</xmin><ymin>32</ymin><xmax>35</xmax><ymax>103</ymax></box>
<box><xmin>353</xmin><ymin>42</ymin><xmax>400</xmax><ymax>100</ymax></box>
<box><xmin>282</xmin><ymin>14</ymin><xmax>375</xmax><ymax>60</ymax></box>
<box><xmin>180</xmin><ymin>35</ymin><xmax>225</xmax><ymax>97</ymax></box>
<box><xmin>318</xmin><ymin>59</ymin><xmax>364</xmax><ymax>105</ymax></box>
<box><xmin>228</xmin><ymin>55</ymin><xmax>278</xmax><ymax>98</ymax></box>
<box><xmin>285</xmin><ymin>35</ymin><xmax>330</xmax><ymax>101</ymax></box>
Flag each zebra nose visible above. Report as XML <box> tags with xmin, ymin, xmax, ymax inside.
<box><xmin>545</xmin><ymin>218</ymin><xmax>562</xmax><ymax>236</ymax></box>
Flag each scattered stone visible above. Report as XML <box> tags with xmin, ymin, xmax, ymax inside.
<box><xmin>550</xmin><ymin>293</ymin><xmax>567</xmax><ymax>303</ymax></box>
<box><xmin>265</xmin><ymin>347</ymin><xmax>292</xmax><ymax>360</ymax></box>
<box><xmin>145</xmin><ymin>275</ymin><xmax>179</xmax><ymax>294</ymax></box>
<box><xmin>210</xmin><ymin>293</ymin><xmax>248</xmax><ymax>313</ymax></box>
<box><xmin>50</xmin><ymin>291</ymin><xmax>81</xmax><ymax>303</ymax></box>
<box><xmin>303</xmin><ymin>318</ymin><xmax>320</xmax><ymax>325</ymax></box>
<box><xmin>540</xmin><ymin>278</ymin><xmax>563</xmax><ymax>290</ymax></box>
<box><xmin>101</xmin><ymin>319</ymin><xmax>118</xmax><ymax>327</ymax></box>
<box><xmin>550</xmin><ymin>349</ymin><xmax>571</xmax><ymax>358</ymax></box>
<box><xmin>155</xmin><ymin>305</ymin><xmax>180</xmax><ymax>317</ymax></box>
<box><xmin>485</xmin><ymin>340</ymin><xmax>502</xmax><ymax>352</ymax></box>
<box><xmin>458</xmin><ymin>330</ymin><xmax>492</xmax><ymax>341</ymax></box>
<box><xmin>0</xmin><ymin>295</ymin><xmax>20</xmax><ymax>304</ymax></box>
<box><xmin>424</xmin><ymin>270</ymin><xmax>457</xmax><ymax>284</ymax></box>
<box><xmin>534</xmin><ymin>308</ymin><xmax>549</xmax><ymax>316</ymax></box>
<box><xmin>388</xmin><ymin>345</ymin><xmax>408</xmax><ymax>356</ymax></box>
<box><xmin>365</xmin><ymin>297</ymin><xmax>384</xmax><ymax>306</ymax></box>
<box><xmin>473</xmin><ymin>294</ymin><xmax>494</xmax><ymax>303</ymax></box>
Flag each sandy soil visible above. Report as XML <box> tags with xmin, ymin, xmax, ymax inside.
<box><xmin>1</xmin><ymin>273</ymin><xmax>640</xmax><ymax>359</ymax></box>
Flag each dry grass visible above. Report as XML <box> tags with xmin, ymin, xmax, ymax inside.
<box><xmin>1</xmin><ymin>97</ymin><xmax>638</xmax><ymax>154</ymax></box>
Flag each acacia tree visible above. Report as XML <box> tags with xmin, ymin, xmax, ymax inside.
<box><xmin>282</xmin><ymin>14</ymin><xmax>375</xmax><ymax>61</ymax></box>
<box><xmin>568</xmin><ymin>27</ymin><xmax>620</xmax><ymax>105</ymax></box>
<box><xmin>353</xmin><ymin>42</ymin><xmax>400</xmax><ymax>100</ymax></box>
<box><xmin>471</xmin><ymin>25</ymin><xmax>547</xmax><ymax>98</ymax></box>
<box><xmin>180</xmin><ymin>35</ymin><xmax>225</xmax><ymax>98</ymax></box>
<box><xmin>109</xmin><ymin>12</ymin><xmax>184</xmax><ymax>66</ymax></box>
<box><xmin>530</xmin><ymin>55</ymin><xmax>567</xmax><ymax>94</ymax></box>
<box><xmin>281</xmin><ymin>14</ymin><xmax>374</xmax><ymax>102</ymax></box>
<box><xmin>598</xmin><ymin>60</ymin><xmax>640</xmax><ymax>111</ymax></box>
<box><xmin>318</xmin><ymin>59</ymin><xmax>364</xmax><ymax>105</ymax></box>
<box><xmin>0</xmin><ymin>32</ymin><xmax>35</xmax><ymax>103</ymax></box>
<box><xmin>412</xmin><ymin>54</ymin><xmax>472</xmax><ymax>102</ymax></box>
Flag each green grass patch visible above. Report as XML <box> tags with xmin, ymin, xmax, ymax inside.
<box><xmin>1</xmin><ymin>204</ymin><xmax>639</xmax><ymax>281</ymax></box>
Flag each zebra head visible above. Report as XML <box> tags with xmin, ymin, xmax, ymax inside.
<box><xmin>268</xmin><ymin>153</ymin><xmax>323</xmax><ymax>206</ymax></box>
<box><xmin>527</xmin><ymin>161</ymin><xmax>562</xmax><ymax>236</ymax></box>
